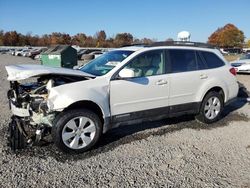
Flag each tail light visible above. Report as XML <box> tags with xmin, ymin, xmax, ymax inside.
<box><xmin>229</xmin><ymin>67</ymin><xmax>237</xmax><ymax>76</ymax></box>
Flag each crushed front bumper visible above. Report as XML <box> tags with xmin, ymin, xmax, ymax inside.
<box><xmin>9</xmin><ymin>100</ymin><xmax>30</xmax><ymax>117</ymax></box>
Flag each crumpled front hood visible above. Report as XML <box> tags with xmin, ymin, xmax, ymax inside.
<box><xmin>5</xmin><ymin>64</ymin><xmax>94</xmax><ymax>81</ymax></box>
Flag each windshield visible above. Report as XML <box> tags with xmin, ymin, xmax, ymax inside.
<box><xmin>240</xmin><ymin>54</ymin><xmax>250</xmax><ymax>60</ymax></box>
<box><xmin>80</xmin><ymin>50</ymin><xmax>134</xmax><ymax>76</ymax></box>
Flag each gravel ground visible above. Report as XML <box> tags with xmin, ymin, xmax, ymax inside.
<box><xmin>0</xmin><ymin>54</ymin><xmax>250</xmax><ymax>187</ymax></box>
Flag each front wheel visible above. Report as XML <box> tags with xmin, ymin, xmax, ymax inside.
<box><xmin>196</xmin><ymin>91</ymin><xmax>224</xmax><ymax>124</ymax></box>
<box><xmin>52</xmin><ymin>109</ymin><xmax>102</xmax><ymax>153</ymax></box>
<box><xmin>7</xmin><ymin>117</ymin><xmax>26</xmax><ymax>151</ymax></box>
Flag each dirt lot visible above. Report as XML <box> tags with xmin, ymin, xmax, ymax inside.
<box><xmin>0</xmin><ymin>54</ymin><xmax>250</xmax><ymax>187</ymax></box>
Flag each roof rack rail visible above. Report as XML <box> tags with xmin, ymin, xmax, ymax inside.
<box><xmin>121</xmin><ymin>41</ymin><xmax>216</xmax><ymax>49</ymax></box>
<box><xmin>149</xmin><ymin>41</ymin><xmax>216</xmax><ymax>49</ymax></box>
<box><xmin>121</xmin><ymin>43</ymin><xmax>148</xmax><ymax>47</ymax></box>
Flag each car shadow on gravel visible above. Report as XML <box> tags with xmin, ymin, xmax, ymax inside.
<box><xmin>4</xmin><ymin>83</ymin><xmax>250</xmax><ymax>162</ymax></box>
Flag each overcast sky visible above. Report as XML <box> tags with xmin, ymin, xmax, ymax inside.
<box><xmin>0</xmin><ymin>0</ymin><xmax>249</xmax><ymax>42</ymax></box>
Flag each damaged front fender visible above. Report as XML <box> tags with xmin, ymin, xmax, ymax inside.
<box><xmin>47</xmin><ymin>77</ymin><xmax>111</xmax><ymax>118</ymax></box>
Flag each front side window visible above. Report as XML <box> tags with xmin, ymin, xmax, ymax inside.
<box><xmin>123</xmin><ymin>50</ymin><xmax>165</xmax><ymax>77</ymax></box>
<box><xmin>201</xmin><ymin>51</ymin><xmax>225</xmax><ymax>69</ymax></box>
<box><xmin>80</xmin><ymin>50</ymin><xmax>134</xmax><ymax>76</ymax></box>
<box><xmin>169</xmin><ymin>49</ymin><xmax>197</xmax><ymax>73</ymax></box>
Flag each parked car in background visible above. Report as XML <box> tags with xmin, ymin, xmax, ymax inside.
<box><xmin>0</xmin><ymin>48</ymin><xmax>10</xmax><ymax>54</ymax></box>
<box><xmin>11</xmin><ymin>49</ymin><xmax>16</xmax><ymax>56</ymax></box>
<box><xmin>21</xmin><ymin>49</ymin><xmax>31</xmax><ymax>57</ymax></box>
<box><xmin>78</xmin><ymin>49</ymin><xmax>101</xmax><ymax>60</ymax></box>
<box><xmin>243</xmin><ymin>48</ymin><xmax>250</xmax><ymax>53</ymax></box>
<box><xmin>81</xmin><ymin>50</ymin><xmax>104</xmax><ymax>61</ymax></box>
<box><xmin>231</xmin><ymin>53</ymin><xmax>250</xmax><ymax>73</ymax></box>
<box><xmin>220</xmin><ymin>48</ymin><xmax>229</xmax><ymax>55</ymax></box>
<box><xmin>34</xmin><ymin>54</ymin><xmax>42</xmax><ymax>60</ymax></box>
<box><xmin>14</xmin><ymin>49</ymin><xmax>23</xmax><ymax>56</ymax></box>
<box><xmin>29</xmin><ymin>48</ymin><xmax>48</xmax><ymax>59</ymax></box>
<box><xmin>90</xmin><ymin>51</ymin><xmax>105</xmax><ymax>59</ymax></box>
<box><xmin>224</xmin><ymin>47</ymin><xmax>243</xmax><ymax>54</ymax></box>
<box><xmin>77</xmin><ymin>49</ymin><xmax>87</xmax><ymax>60</ymax></box>
<box><xmin>8</xmin><ymin>49</ymin><xmax>15</xmax><ymax>55</ymax></box>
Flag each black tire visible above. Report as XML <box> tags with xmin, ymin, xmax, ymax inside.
<box><xmin>52</xmin><ymin>109</ymin><xmax>102</xmax><ymax>153</ymax></box>
<box><xmin>196</xmin><ymin>91</ymin><xmax>224</xmax><ymax>124</ymax></box>
<box><xmin>7</xmin><ymin>117</ymin><xmax>26</xmax><ymax>151</ymax></box>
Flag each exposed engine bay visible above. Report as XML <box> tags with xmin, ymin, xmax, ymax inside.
<box><xmin>7</xmin><ymin>74</ymin><xmax>87</xmax><ymax>150</ymax></box>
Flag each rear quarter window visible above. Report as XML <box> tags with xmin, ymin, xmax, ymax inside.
<box><xmin>201</xmin><ymin>51</ymin><xmax>225</xmax><ymax>69</ymax></box>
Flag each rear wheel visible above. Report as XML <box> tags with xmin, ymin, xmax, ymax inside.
<box><xmin>52</xmin><ymin>109</ymin><xmax>102</xmax><ymax>153</ymax></box>
<box><xmin>196</xmin><ymin>91</ymin><xmax>223</xmax><ymax>124</ymax></box>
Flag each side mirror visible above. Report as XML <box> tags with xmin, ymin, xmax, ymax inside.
<box><xmin>119</xmin><ymin>68</ymin><xmax>135</xmax><ymax>78</ymax></box>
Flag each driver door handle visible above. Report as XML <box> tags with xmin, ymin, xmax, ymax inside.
<box><xmin>200</xmin><ymin>74</ymin><xmax>208</xmax><ymax>79</ymax></box>
<box><xmin>156</xmin><ymin>79</ymin><xmax>168</xmax><ymax>85</ymax></box>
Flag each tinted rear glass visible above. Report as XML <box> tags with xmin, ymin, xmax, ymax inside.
<box><xmin>201</xmin><ymin>51</ymin><xmax>225</xmax><ymax>69</ymax></box>
<box><xmin>169</xmin><ymin>49</ymin><xmax>197</xmax><ymax>73</ymax></box>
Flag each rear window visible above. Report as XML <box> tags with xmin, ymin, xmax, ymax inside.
<box><xmin>169</xmin><ymin>49</ymin><xmax>197</xmax><ymax>73</ymax></box>
<box><xmin>201</xmin><ymin>51</ymin><xmax>225</xmax><ymax>69</ymax></box>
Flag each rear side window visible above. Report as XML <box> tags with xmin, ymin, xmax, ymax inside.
<box><xmin>201</xmin><ymin>51</ymin><xmax>225</xmax><ymax>69</ymax></box>
<box><xmin>169</xmin><ymin>49</ymin><xmax>197</xmax><ymax>73</ymax></box>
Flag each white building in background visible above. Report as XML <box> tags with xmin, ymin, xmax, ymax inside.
<box><xmin>177</xmin><ymin>31</ymin><xmax>191</xmax><ymax>41</ymax></box>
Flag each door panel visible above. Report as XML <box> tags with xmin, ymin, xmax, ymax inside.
<box><xmin>169</xmin><ymin>71</ymin><xmax>207</xmax><ymax>106</ymax></box>
<box><xmin>110</xmin><ymin>75</ymin><xmax>170</xmax><ymax>116</ymax></box>
<box><xmin>168</xmin><ymin>49</ymin><xmax>207</xmax><ymax>106</ymax></box>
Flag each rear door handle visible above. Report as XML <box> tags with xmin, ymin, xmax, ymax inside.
<box><xmin>156</xmin><ymin>79</ymin><xmax>168</xmax><ymax>85</ymax></box>
<box><xmin>200</xmin><ymin>74</ymin><xmax>208</xmax><ymax>79</ymax></box>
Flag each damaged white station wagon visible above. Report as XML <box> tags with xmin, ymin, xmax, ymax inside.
<box><xmin>6</xmin><ymin>42</ymin><xmax>239</xmax><ymax>153</ymax></box>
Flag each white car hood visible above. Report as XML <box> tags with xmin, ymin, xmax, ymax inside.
<box><xmin>5</xmin><ymin>64</ymin><xmax>94</xmax><ymax>81</ymax></box>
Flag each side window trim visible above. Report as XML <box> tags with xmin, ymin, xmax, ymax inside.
<box><xmin>196</xmin><ymin>50</ymin><xmax>208</xmax><ymax>69</ymax></box>
<box><xmin>164</xmin><ymin>49</ymin><xmax>171</xmax><ymax>74</ymax></box>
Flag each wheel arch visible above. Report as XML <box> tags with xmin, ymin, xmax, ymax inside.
<box><xmin>64</xmin><ymin>100</ymin><xmax>105</xmax><ymax>125</ymax></box>
<box><xmin>201</xmin><ymin>86</ymin><xmax>225</xmax><ymax>105</ymax></box>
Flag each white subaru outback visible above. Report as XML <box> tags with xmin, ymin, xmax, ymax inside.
<box><xmin>5</xmin><ymin>42</ymin><xmax>239</xmax><ymax>153</ymax></box>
